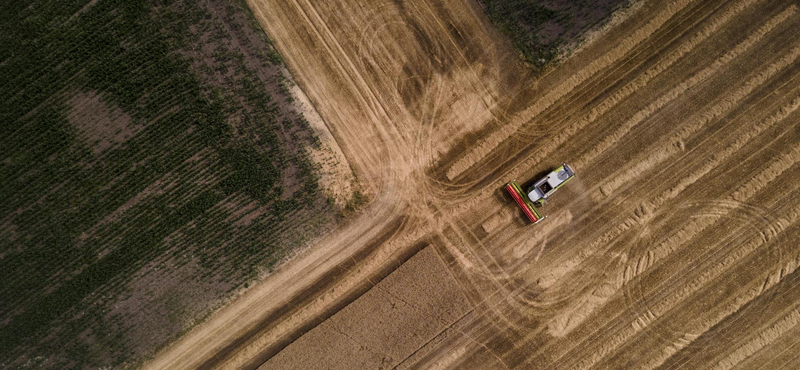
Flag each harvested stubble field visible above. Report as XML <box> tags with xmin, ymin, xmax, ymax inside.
<box><xmin>118</xmin><ymin>0</ymin><xmax>800</xmax><ymax>368</ymax></box>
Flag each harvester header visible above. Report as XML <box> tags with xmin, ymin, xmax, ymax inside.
<box><xmin>506</xmin><ymin>181</ymin><xmax>544</xmax><ymax>223</ymax></box>
<box><xmin>506</xmin><ymin>163</ymin><xmax>575</xmax><ymax>224</ymax></box>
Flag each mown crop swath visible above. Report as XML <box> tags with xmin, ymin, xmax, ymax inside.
<box><xmin>0</xmin><ymin>0</ymin><xmax>335</xmax><ymax>367</ymax></box>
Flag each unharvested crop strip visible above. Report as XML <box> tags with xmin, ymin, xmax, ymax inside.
<box><xmin>446</xmin><ymin>0</ymin><xmax>697</xmax><ymax>180</ymax></box>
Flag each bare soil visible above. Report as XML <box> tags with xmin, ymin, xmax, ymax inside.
<box><xmin>145</xmin><ymin>0</ymin><xmax>800</xmax><ymax>369</ymax></box>
<box><xmin>67</xmin><ymin>90</ymin><xmax>137</xmax><ymax>155</ymax></box>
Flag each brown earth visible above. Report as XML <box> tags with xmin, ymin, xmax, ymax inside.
<box><xmin>67</xmin><ymin>90</ymin><xmax>137</xmax><ymax>155</ymax></box>
<box><xmin>144</xmin><ymin>0</ymin><xmax>800</xmax><ymax>369</ymax></box>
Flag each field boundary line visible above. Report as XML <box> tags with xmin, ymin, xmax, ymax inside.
<box><xmin>445</xmin><ymin>0</ymin><xmax>697</xmax><ymax>180</ymax></box>
<box><xmin>572</xmin><ymin>0</ymin><xmax>780</xmax><ymax>170</ymax></box>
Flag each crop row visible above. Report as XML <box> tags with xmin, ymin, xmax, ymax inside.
<box><xmin>0</xmin><ymin>0</ymin><xmax>335</xmax><ymax>367</ymax></box>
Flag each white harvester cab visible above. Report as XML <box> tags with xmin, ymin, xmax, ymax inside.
<box><xmin>527</xmin><ymin>163</ymin><xmax>575</xmax><ymax>207</ymax></box>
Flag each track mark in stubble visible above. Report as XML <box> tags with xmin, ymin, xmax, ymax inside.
<box><xmin>624</xmin><ymin>218</ymin><xmax>716</xmax><ymax>281</ymax></box>
<box><xmin>710</xmin><ymin>308</ymin><xmax>800</xmax><ymax>370</ymax></box>
<box><xmin>415</xmin><ymin>0</ymin><xmax>499</xmax><ymax>114</ymax></box>
<box><xmin>659</xmin><ymin>255</ymin><xmax>800</xmax><ymax>370</ymax></box>
<box><xmin>546</xmin><ymin>252</ymin><xmax>627</xmax><ymax>337</ymax></box>
<box><xmin>293</xmin><ymin>0</ymin><xmax>413</xmax><ymax>185</ymax></box>
<box><xmin>654</xmin><ymin>96</ymin><xmax>800</xmax><ymax>205</ymax></box>
<box><xmin>566</xmin><ymin>115</ymin><xmax>800</xmax><ymax>365</ymax></box>
<box><xmin>624</xmin><ymin>201</ymin><xmax>778</xmax><ymax>333</ymax></box>
<box><xmin>641</xmin><ymin>332</ymin><xmax>701</xmax><ymax>370</ymax></box>
<box><xmin>574</xmin><ymin>2</ymin><xmax>796</xmax><ymax>170</ymax></box>
<box><xmin>537</xmin><ymin>94</ymin><xmax>800</xmax><ymax>369</ymax></box>
<box><xmin>570</xmin><ymin>199</ymin><xmax>800</xmax><ymax>370</ymax></box>
<box><xmin>529</xmin><ymin>207</ymin><xmax>651</xmax><ymax>300</ymax></box>
<box><xmin>520</xmin><ymin>93</ymin><xmax>799</xmax><ymax>341</ymax></box>
<box><xmin>445</xmin><ymin>0</ymin><xmax>697</xmax><ymax>180</ymax></box>
<box><xmin>599</xmin><ymin>38</ymin><xmax>800</xmax><ymax>197</ymax></box>
<box><xmin>507</xmin><ymin>211</ymin><xmax>573</xmax><ymax>266</ymax></box>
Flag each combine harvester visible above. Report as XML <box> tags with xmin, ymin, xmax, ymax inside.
<box><xmin>506</xmin><ymin>163</ymin><xmax>576</xmax><ymax>224</ymax></box>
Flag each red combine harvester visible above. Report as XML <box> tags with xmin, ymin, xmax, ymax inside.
<box><xmin>506</xmin><ymin>163</ymin><xmax>576</xmax><ymax>224</ymax></box>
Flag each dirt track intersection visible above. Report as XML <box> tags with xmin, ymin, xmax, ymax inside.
<box><xmin>146</xmin><ymin>0</ymin><xmax>800</xmax><ymax>368</ymax></box>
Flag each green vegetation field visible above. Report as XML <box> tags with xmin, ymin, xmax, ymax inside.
<box><xmin>478</xmin><ymin>0</ymin><xmax>631</xmax><ymax>70</ymax></box>
<box><xmin>0</xmin><ymin>0</ymin><xmax>342</xmax><ymax>367</ymax></box>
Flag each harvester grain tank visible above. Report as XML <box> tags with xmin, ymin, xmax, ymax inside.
<box><xmin>505</xmin><ymin>163</ymin><xmax>576</xmax><ymax>224</ymax></box>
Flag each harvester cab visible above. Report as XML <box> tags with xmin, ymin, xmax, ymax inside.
<box><xmin>505</xmin><ymin>163</ymin><xmax>575</xmax><ymax>224</ymax></box>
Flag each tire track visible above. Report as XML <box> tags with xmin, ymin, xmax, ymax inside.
<box><xmin>623</xmin><ymin>216</ymin><xmax>718</xmax><ymax>283</ymax></box>
<box><xmin>504</xmin><ymin>84</ymin><xmax>800</xmax><ymax>346</ymax></box>
<box><xmin>557</xmin><ymin>122</ymin><xmax>800</xmax><ymax>366</ymax></box>
<box><xmin>291</xmin><ymin>0</ymin><xmax>412</xmax><ymax>194</ymax></box>
<box><xmin>567</xmin><ymin>226</ymin><xmax>779</xmax><ymax>370</ymax></box>
<box><xmin>621</xmin><ymin>203</ymin><xmax>781</xmax><ymax>370</ymax></box>
<box><xmin>641</xmin><ymin>270</ymin><xmax>800</xmax><ymax>370</ymax></box>
<box><xmin>528</xmin><ymin>94</ymin><xmax>800</xmax><ymax>370</ymax></box>
<box><xmin>564</xmin><ymin>192</ymin><xmax>800</xmax><ymax>370</ymax></box>
<box><xmin>709</xmin><ymin>308</ymin><xmax>800</xmax><ymax>370</ymax></box>
<box><xmin>640</xmin><ymin>333</ymin><xmax>700</xmax><ymax>370</ymax></box>
<box><xmin>283</xmin><ymin>0</ymin><xmax>390</xmax><ymax>182</ymax></box>
<box><xmin>653</xmin><ymin>95</ymin><xmax>800</xmax><ymax>205</ymax></box>
<box><xmin>445</xmin><ymin>0</ymin><xmax>697</xmax><ymax>180</ymax></box>
<box><xmin>599</xmin><ymin>38</ymin><xmax>800</xmax><ymax>197</ymax></box>
<box><xmin>657</xmin><ymin>253</ymin><xmax>800</xmax><ymax>370</ymax></box>
<box><xmin>574</xmin><ymin>3</ymin><xmax>797</xmax><ymax>170</ymax></box>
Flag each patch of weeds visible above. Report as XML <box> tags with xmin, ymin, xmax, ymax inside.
<box><xmin>267</xmin><ymin>50</ymin><xmax>283</xmax><ymax>65</ymax></box>
<box><xmin>343</xmin><ymin>190</ymin><xmax>369</xmax><ymax>214</ymax></box>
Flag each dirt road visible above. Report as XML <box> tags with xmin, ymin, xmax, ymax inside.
<box><xmin>145</xmin><ymin>0</ymin><xmax>800</xmax><ymax>368</ymax></box>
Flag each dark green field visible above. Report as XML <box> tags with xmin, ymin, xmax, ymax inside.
<box><xmin>478</xmin><ymin>0</ymin><xmax>631</xmax><ymax>70</ymax></box>
<box><xmin>0</xmin><ymin>0</ymin><xmax>341</xmax><ymax>367</ymax></box>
